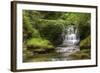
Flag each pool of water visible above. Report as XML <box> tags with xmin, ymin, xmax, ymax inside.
<box><xmin>23</xmin><ymin>46</ymin><xmax>80</xmax><ymax>62</ymax></box>
<box><xmin>24</xmin><ymin>52</ymin><xmax>72</xmax><ymax>62</ymax></box>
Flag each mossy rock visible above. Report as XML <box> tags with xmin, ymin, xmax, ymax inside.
<box><xmin>26</xmin><ymin>38</ymin><xmax>55</xmax><ymax>52</ymax></box>
<box><xmin>23</xmin><ymin>50</ymin><xmax>33</xmax><ymax>61</ymax></box>
<box><xmin>69</xmin><ymin>49</ymin><xmax>90</xmax><ymax>60</ymax></box>
<box><xmin>80</xmin><ymin>35</ymin><xmax>91</xmax><ymax>49</ymax></box>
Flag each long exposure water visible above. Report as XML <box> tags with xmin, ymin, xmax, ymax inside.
<box><xmin>51</xmin><ymin>25</ymin><xmax>80</xmax><ymax>61</ymax></box>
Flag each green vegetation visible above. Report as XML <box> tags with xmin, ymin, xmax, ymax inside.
<box><xmin>80</xmin><ymin>35</ymin><xmax>91</xmax><ymax>48</ymax></box>
<box><xmin>23</xmin><ymin>10</ymin><xmax>91</xmax><ymax>62</ymax></box>
<box><xmin>69</xmin><ymin>49</ymin><xmax>90</xmax><ymax>60</ymax></box>
<box><xmin>26</xmin><ymin>38</ymin><xmax>54</xmax><ymax>51</ymax></box>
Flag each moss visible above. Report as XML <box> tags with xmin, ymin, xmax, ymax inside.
<box><xmin>23</xmin><ymin>49</ymin><xmax>33</xmax><ymax>61</ymax></box>
<box><xmin>69</xmin><ymin>49</ymin><xmax>91</xmax><ymax>60</ymax></box>
<box><xmin>80</xmin><ymin>35</ymin><xmax>91</xmax><ymax>47</ymax></box>
<box><xmin>26</xmin><ymin>38</ymin><xmax>54</xmax><ymax>52</ymax></box>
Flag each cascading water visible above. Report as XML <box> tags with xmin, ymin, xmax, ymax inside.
<box><xmin>55</xmin><ymin>25</ymin><xmax>80</xmax><ymax>60</ymax></box>
<box><xmin>62</xmin><ymin>25</ymin><xmax>80</xmax><ymax>46</ymax></box>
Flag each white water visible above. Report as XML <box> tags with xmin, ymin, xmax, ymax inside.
<box><xmin>56</xmin><ymin>25</ymin><xmax>80</xmax><ymax>56</ymax></box>
<box><xmin>63</xmin><ymin>26</ymin><xmax>79</xmax><ymax>45</ymax></box>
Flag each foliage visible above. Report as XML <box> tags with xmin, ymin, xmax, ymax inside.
<box><xmin>38</xmin><ymin>19</ymin><xmax>65</xmax><ymax>45</ymax></box>
<box><xmin>23</xmin><ymin>10</ymin><xmax>91</xmax><ymax>43</ymax></box>
<box><xmin>80</xmin><ymin>35</ymin><xmax>91</xmax><ymax>48</ymax></box>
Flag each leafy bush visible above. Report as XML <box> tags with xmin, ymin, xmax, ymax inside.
<box><xmin>38</xmin><ymin>19</ymin><xmax>65</xmax><ymax>45</ymax></box>
<box><xmin>23</xmin><ymin>28</ymin><xmax>40</xmax><ymax>42</ymax></box>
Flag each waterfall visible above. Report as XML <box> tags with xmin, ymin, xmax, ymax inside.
<box><xmin>62</xmin><ymin>25</ymin><xmax>80</xmax><ymax>46</ymax></box>
<box><xmin>56</xmin><ymin>25</ymin><xmax>80</xmax><ymax>56</ymax></box>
